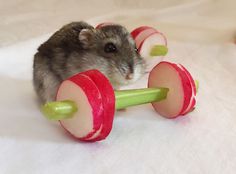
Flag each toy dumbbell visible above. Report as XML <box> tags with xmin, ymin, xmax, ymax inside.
<box><xmin>42</xmin><ymin>61</ymin><xmax>197</xmax><ymax>142</ymax></box>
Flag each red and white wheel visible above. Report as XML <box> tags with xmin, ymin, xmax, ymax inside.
<box><xmin>131</xmin><ymin>26</ymin><xmax>168</xmax><ymax>71</ymax></box>
<box><xmin>56</xmin><ymin>70</ymin><xmax>115</xmax><ymax>141</ymax></box>
<box><xmin>148</xmin><ymin>61</ymin><xmax>196</xmax><ymax>118</ymax></box>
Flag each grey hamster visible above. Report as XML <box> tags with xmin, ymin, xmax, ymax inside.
<box><xmin>33</xmin><ymin>21</ymin><xmax>146</xmax><ymax>104</ymax></box>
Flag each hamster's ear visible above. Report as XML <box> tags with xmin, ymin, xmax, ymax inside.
<box><xmin>79</xmin><ymin>29</ymin><xmax>95</xmax><ymax>48</ymax></box>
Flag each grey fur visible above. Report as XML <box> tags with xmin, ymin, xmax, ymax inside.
<box><xmin>33</xmin><ymin>21</ymin><xmax>145</xmax><ymax>104</ymax></box>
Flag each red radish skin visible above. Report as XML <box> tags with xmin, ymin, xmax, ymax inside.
<box><xmin>85</xmin><ymin>125</ymin><xmax>103</xmax><ymax>141</ymax></box>
<box><xmin>56</xmin><ymin>73</ymin><xmax>103</xmax><ymax>140</ymax></box>
<box><xmin>178</xmin><ymin>65</ymin><xmax>197</xmax><ymax>114</ymax></box>
<box><xmin>182</xmin><ymin>99</ymin><xmax>196</xmax><ymax>115</ymax></box>
<box><xmin>81</xmin><ymin>70</ymin><xmax>115</xmax><ymax>141</ymax></box>
<box><xmin>179</xmin><ymin>65</ymin><xmax>197</xmax><ymax>95</ymax></box>
<box><xmin>130</xmin><ymin>26</ymin><xmax>150</xmax><ymax>38</ymax></box>
<box><xmin>131</xmin><ymin>26</ymin><xmax>156</xmax><ymax>41</ymax></box>
<box><xmin>148</xmin><ymin>61</ymin><xmax>195</xmax><ymax>118</ymax></box>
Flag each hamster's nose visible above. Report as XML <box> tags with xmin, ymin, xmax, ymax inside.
<box><xmin>125</xmin><ymin>73</ymin><xmax>134</xmax><ymax>80</ymax></box>
<box><xmin>125</xmin><ymin>62</ymin><xmax>134</xmax><ymax>80</ymax></box>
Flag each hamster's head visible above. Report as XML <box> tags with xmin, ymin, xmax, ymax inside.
<box><xmin>78</xmin><ymin>24</ymin><xmax>146</xmax><ymax>88</ymax></box>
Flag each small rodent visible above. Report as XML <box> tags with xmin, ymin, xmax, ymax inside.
<box><xmin>33</xmin><ymin>21</ymin><xmax>146</xmax><ymax>104</ymax></box>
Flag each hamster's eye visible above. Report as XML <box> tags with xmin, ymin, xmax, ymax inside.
<box><xmin>104</xmin><ymin>42</ymin><xmax>117</xmax><ymax>53</ymax></box>
<box><xmin>134</xmin><ymin>45</ymin><xmax>138</xmax><ymax>52</ymax></box>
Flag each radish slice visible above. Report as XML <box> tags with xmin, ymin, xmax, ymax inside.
<box><xmin>131</xmin><ymin>26</ymin><xmax>168</xmax><ymax>70</ymax></box>
<box><xmin>56</xmin><ymin>73</ymin><xmax>103</xmax><ymax>140</ymax></box>
<box><xmin>139</xmin><ymin>33</ymin><xmax>167</xmax><ymax>70</ymax></box>
<box><xmin>81</xmin><ymin>70</ymin><xmax>115</xmax><ymax>141</ymax></box>
<box><xmin>148</xmin><ymin>61</ymin><xmax>196</xmax><ymax>118</ymax></box>
<box><xmin>131</xmin><ymin>26</ymin><xmax>158</xmax><ymax>49</ymax></box>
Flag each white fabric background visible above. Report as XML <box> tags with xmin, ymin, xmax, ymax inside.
<box><xmin>0</xmin><ymin>1</ymin><xmax>236</xmax><ymax>173</ymax></box>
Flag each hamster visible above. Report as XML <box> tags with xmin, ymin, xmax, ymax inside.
<box><xmin>33</xmin><ymin>21</ymin><xmax>146</xmax><ymax>104</ymax></box>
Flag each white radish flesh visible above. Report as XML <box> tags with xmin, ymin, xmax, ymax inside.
<box><xmin>139</xmin><ymin>33</ymin><xmax>167</xmax><ymax>70</ymax></box>
<box><xmin>132</xmin><ymin>27</ymin><xmax>157</xmax><ymax>49</ymax></box>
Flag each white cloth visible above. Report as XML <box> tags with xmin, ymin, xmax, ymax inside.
<box><xmin>1</xmin><ymin>1</ymin><xmax>236</xmax><ymax>173</ymax></box>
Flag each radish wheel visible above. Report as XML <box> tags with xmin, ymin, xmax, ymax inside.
<box><xmin>55</xmin><ymin>74</ymin><xmax>104</xmax><ymax>140</ymax></box>
<box><xmin>148</xmin><ymin>61</ymin><xmax>197</xmax><ymax>118</ymax></box>
<box><xmin>131</xmin><ymin>26</ymin><xmax>168</xmax><ymax>70</ymax></box>
<box><xmin>42</xmin><ymin>70</ymin><xmax>116</xmax><ymax>142</ymax></box>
